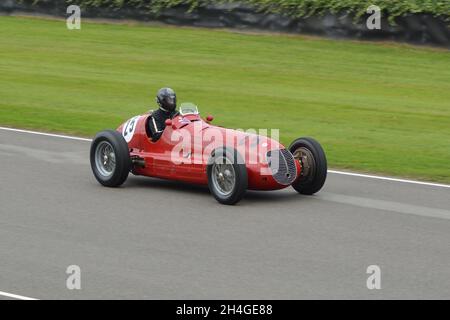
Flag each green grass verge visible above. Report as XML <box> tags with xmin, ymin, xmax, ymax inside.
<box><xmin>0</xmin><ymin>16</ymin><xmax>449</xmax><ymax>182</ymax></box>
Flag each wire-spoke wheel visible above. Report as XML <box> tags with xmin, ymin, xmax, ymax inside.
<box><xmin>90</xmin><ymin>130</ymin><xmax>131</xmax><ymax>187</ymax></box>
<box><xmin>207</xmin><ymin>147</ymin><xmax>247</xmax><ymax>205</ymax></box>
<box><xmin>95</xmin><ymin>141</ymin><xmax>116</xmax><ymax>178</ymax></box>
<box><xmin>211</xmin><ymin>157</ymin><xmax>236</xmax><ymax>197</ymax></box>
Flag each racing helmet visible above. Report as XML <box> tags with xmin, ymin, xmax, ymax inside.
<box><xmin>156</xmin><ymin>87</ymin><xmax>177</xmax><ymax>112</ymax></box>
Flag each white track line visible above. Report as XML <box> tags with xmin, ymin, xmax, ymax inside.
<box><xmin>0</xmin><ymin>290</ymin><xmax>38</xmax><ymax>300</ymax></box>
<box><xmin>0</xmin><ymin>126</ymin><xmax>91</xmax><ymax>142</ymax></box>
<box><xmin>1</xmin><ymin>126</ymin><xmax>449</xmax><ymax>189</ymax></box>
<box><xmin>328</xmin><ymin>170</ymin><xmax>450</xmax><ymax>189</ymax></box>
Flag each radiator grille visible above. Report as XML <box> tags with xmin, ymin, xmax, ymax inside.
<box><xmin>267</xmin><ymin>149</ymin><xmax>297</xmax><ymax>185</ymax></box>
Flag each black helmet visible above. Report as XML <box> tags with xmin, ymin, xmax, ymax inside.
<box><xmin>156</xmin><ymin>87</ymin><xmax>177</xmax><ymax>112</ymax></box>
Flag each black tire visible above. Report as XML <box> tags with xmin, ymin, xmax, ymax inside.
<box><xmin>207</xmin><ymin>147</ymin><xmax>248</xmax><ymax>205</ymax></box>
<box><xmin>289</xmin><ymin>137</ymin><xmax>327</xmax><ymax>195</ymax></box>
<box><xmin>90</xmin><ymin>130</ymin><xmax>131</xmax><ymax>187</ymax></box>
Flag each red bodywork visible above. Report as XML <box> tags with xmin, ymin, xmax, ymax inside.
<box><xmin>117</xmin><ymin>113</ymin><xmax>301</xmax><ymax>190</ymax></box>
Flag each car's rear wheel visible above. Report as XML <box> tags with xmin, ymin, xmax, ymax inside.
<box><xmin>207</xmin><ymin>147</ymin><xmax>247</xmax><ymax>205</ymax></box>
<box><xmin>289</xmin><ymin>137</ymin><xmax>327</xmax><ymax>195</ymax></box>
<box><xmin>90</xmin><ymin>130</ymin><xmax>131</xmax><ymax>187</ymax></box>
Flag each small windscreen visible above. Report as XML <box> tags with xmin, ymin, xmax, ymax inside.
<box><xmin>179</xmin><ymin>102</ymin><xmax>199</xmax><ymax>116</ymax></box>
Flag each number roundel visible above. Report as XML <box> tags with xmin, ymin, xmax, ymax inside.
<box><xmin>122</xmin><ymin>116</ymin><xmax>140</xmax><ymax>143</ymax></box>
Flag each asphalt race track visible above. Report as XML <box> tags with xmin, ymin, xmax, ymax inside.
<box><xmin>0</xmin><ymin>128</ymin><xmax>449</xmax><ymax>300</ymax></box>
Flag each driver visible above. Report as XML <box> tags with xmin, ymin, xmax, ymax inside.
<box><xmin>149</xmin><ymin>87</ymin><xmax>178</xmax><ymax>142</ymax></box>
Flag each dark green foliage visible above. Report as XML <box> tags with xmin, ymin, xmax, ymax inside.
<box><xmin>18</xmin><ymin>0</ymin><xmax>450</xmax><ymax>24</ymax></box>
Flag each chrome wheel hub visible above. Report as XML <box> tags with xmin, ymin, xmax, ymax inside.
<box><xmin>95</xmin><ymin>141</ymin><xmax>116</xmax><ymax>177</ymax></box>
<box><xmin>211</xmin><ymin>157</ymin><xmax>236</xmax><ymax>196</ymax></box>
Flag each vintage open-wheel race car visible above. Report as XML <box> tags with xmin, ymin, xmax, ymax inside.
<box><xmin>90</xmin><ymin>103</ymin><xmax>327</xmax><ymax>205</ymax></box>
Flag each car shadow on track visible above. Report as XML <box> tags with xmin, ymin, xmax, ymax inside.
<box><xmin>125</xmin><ymin>176</ymin><xmax>306</xmax><ymax>205</ymax></box>
<box><xmin>125</xmin><ymin>176</ymin><xmax>209</xmax><ymax>195</ymax></box>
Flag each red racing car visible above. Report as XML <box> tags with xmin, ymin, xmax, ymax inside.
<box><xmin>90</xmin><ymin>103</ymin><xmax>327</xmax><ymax>205</ymax></box>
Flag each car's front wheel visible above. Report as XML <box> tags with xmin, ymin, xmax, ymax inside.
<box><xmin>289</xmin><ymin>137</ymin><xmax>327</xmax><ymax>195</ymax></box>
<box><xmin>207</xmin><ymin>147</ymin><xmax>247</xmax><ymax>205</ymax></box>
<box><xmin>90</xmin><ymin>130</ymin><xmax>131</xmax><ymax>187</ymax></box>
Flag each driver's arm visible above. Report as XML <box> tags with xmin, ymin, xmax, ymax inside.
<box><xmin>149</xmin><ymin>116</ymin><xmax>164</xmax><ymax>142</ymax></box>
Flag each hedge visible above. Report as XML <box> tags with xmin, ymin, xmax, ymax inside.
<box><xmin>19</xmin><ymin>0</ymin><xmax>450</xmax><ymax>24</ymax></box>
